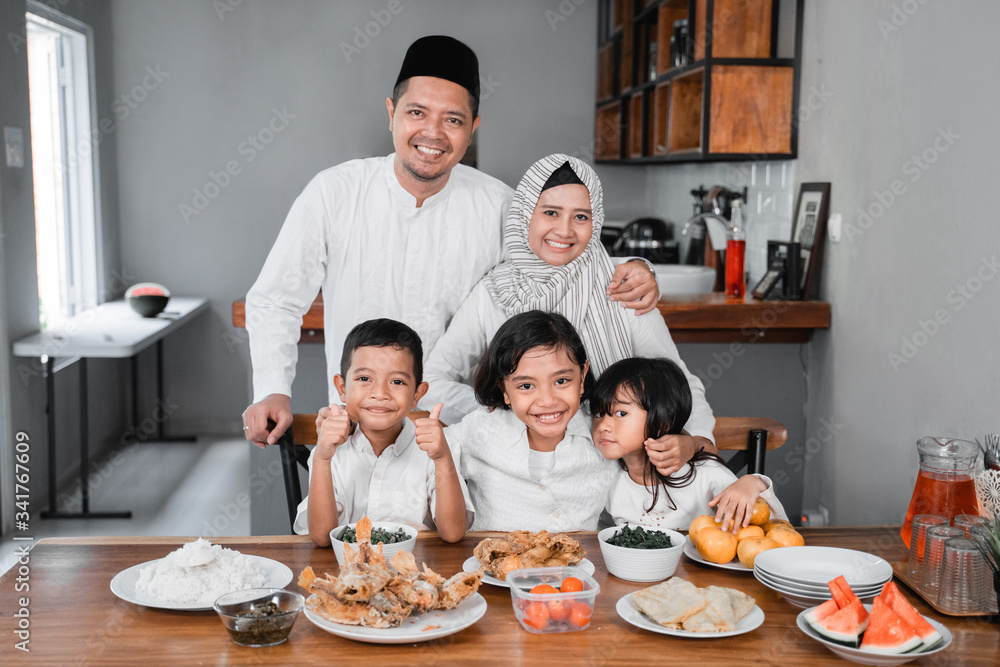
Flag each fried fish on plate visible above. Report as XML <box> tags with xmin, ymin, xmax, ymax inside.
<box><xmin>299</xmin><ymin>516</ymin><xmax>482</xmax><ymax>628</ymax></box>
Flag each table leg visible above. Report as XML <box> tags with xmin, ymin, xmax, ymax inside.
<box><xmin>155</xmin><ymin>338</ymin><xmax>195</xmax><ymax>443</ymax></box>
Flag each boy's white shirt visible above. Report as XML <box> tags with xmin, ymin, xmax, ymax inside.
<box><xmin>604</xmin><ymin>458</ymin><xmax>788</xmax><ymax>531</ymax></box>
<box><xmin>421</xmin><ymin>280</ymin><xmax>715</xmax><ymax>441</ymax></box>
<box><xmin>293</xmin><ymin>417</ymin><xmax>475</xmax><ymax>535</ymax></box>
<box><xmin>445</xmin><ymin>408</ymin><xmax>617</xmax><ymax>532</ymax></box>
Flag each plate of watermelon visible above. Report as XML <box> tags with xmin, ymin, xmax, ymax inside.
<box><xmin>796</xmin><ymin>579</ymin><xmax>951</xmax><ymax>665</ymax></box>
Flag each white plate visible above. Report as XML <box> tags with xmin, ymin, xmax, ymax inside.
<box><xmin>682</xmin><ymin>538</ymin><xmax>751</xmax><ymax>572</ymax></box>
<box><xmin>754</xmin><ymin>568</ymin><xmax>885</xmax><ymax>598</ymax></box>
<box><xmin>462</xmin><ymin>556</ymin><xmax>595</xmax><ymax>588</ymax></box>
<box><xmin>110</xmin><ymin>555</ymin><xmax>293</xmax><ymax>611</ymax></box>
<box><xmin>754</xmin><ymin>571</ymin><xmax>879</xmax><ymax>609</ymax></box>
<box><xmin>795</xmin><ymin>604</ymin><xmax>952</xmax><ymax>665</ymax></box>
<box><xmin>616</xmin><ymin>593</ymin><xmax>765</xmax><ymax>638</ymax></box>
<box><xmin>304</xmin><ymin>592</ymin><xmax>486</xmax><ymax>643</ymax></box>
<box><xmin>754</xmin><ymin>547</ymin><xmax>892</xmax><ymax>587</ymax></box>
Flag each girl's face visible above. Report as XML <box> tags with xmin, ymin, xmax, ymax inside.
<box><xmin>526</xmin><ymin>184</ymin><xmax>593</xmax><ymax>266</ymax></box>
<box><xmin>592</xmin><ymin>389</ymin><xmax>649</xmax><ymax>460</ymax></box>
<box><xmin>502</xmin><ymin>345</ymin><xmax>588</xmax><ymax>450</ymax></box>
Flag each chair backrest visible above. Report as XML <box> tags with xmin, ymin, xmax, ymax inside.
<box><xmin>275</xmin><ymin>413</ymin><xmax>788</xmax><ymax>532</ymax></box>
<box><xmin>713</xmin><ymin>417</ymin><xmax>787</xmax><ymax>476</ymax></box>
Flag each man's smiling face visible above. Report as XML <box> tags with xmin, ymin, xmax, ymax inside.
<box><xmin>386</xmin><ymin>76</ymin><xmax>480</xmax><ymax>187</ymax></box>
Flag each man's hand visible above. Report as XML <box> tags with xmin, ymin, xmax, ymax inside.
<box><xmin>315</xmin><ymin>404</ymin><xmax>352</xmax><ymax>462</ymax></box>
<box><xmin>415</xmin><ymin>403</ymin><xmax>451</xmax><ymax>461</ymax></box>
<box><xmin>243</xmin><ymin>393</ymin><xmax>292</xmax><ymax>448</ymax></box>
<box><xmin>607</xmin><ymin>259</ymin><xmax>660</xmax><ymax>315</ymax></box>
<box><xmin>708</xmin><ymin>475</ymin><xmax>767</xmax><ymax>532</ymax></box>
<box><xmin>645</xmin><ymin>432</ymin><xmax>698</xmax><ymax>477</ymax></box>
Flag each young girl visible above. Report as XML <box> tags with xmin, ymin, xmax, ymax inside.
<box><xmin>591</xmin><ymin>357</ymin><xmax>788</xmax><ymax>532</ymax></box>
<box><xmin>443</xmin><ymin>310</ymin><xmax>617</xmax><ymax>532</ymax></box>
<box><xmin>423</xmin><ymin>153</ymin><xmax>715</xmax><ymax>474</ymax></box>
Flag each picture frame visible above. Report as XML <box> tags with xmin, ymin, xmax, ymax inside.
<box><xmin>751</xmin><ymin>260</ymin><xmax>786</xmax><ymax>300</ymax></box>
<box><xmin>790</xmin><ymin>182</ymin><xmax>831</xmax><ymax>300</ymax></box>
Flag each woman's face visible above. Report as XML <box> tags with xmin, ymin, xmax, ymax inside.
<box><xmin>526</xmin><ymin>183</ymin><xmax>593</xmax><ymax>266</ymax></box>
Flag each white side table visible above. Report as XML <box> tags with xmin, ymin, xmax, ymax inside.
<box><xmin>13</xmin><ymin>297</ymin><xmax>209</xmax><ymax>519</ymax></box>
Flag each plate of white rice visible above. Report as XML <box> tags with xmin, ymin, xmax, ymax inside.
<box><xmin>110</xmin><ymin>538</ymin><xmax>293</xmax><ymax>611</ymax></box>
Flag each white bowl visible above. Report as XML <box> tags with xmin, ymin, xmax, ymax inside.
<box><xmin>329</xmin><ymin>521</ymin><xmax>417</xmax><ymax>566</ymax></box>
<box><xmin>597</xmin><ymin>525</ymin><xmax>685</xmax><ymax>582</ymax></box>
<box><xmin>795</xmin><ymin>603</ymin><xmax>952</xmax><ymax>665</ymax></box>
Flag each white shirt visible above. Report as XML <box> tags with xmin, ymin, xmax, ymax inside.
<box><xmin>604</xmin><ymin>459</ymin><xmax>788</xmax><ymax>531</ymax></box>
<box><xmin>445</xmin><ymin>408</ymin><xmax>617</xmax><ymax>532</ymax></box>
<box><xmin>247</xmin><ymin>154</ymin><xmax>513</xmax><ymax>403</ymax></box>
<box><xmin>292</xmin><ymin>418</ymin><xmax>475</xmax><ymax>535</ymax></box>
<box><xmin>421</xmin><ymin>280</ymin><xmax>715</xmax><ymax>440</ymax></box>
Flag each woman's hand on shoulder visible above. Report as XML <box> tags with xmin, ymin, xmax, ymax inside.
<box><xmin>607</xmin><ymin>260</ymin><xmax>660</xmax><ymax>315</ymax></box>
<box><xmin>644</xmin><ymin>432</ymin><xmax>699</xmax><ymax>476</ymax></box>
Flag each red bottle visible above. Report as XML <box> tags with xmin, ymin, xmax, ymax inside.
<box><xmin>725</xmin><ymin>200</ymin><xmax>746</xmax><ymax>298</ymax></box>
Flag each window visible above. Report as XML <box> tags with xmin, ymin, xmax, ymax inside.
<box><xmin>26</xmin><ymin>3</ymin><xmax>102</xmax><ymax>329</ymax></box>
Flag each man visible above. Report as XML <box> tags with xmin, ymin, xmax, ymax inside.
<box><xmin>243</xmin><ymin>36</ymin><xmax>662</xmax><ymax>453</ymax></box>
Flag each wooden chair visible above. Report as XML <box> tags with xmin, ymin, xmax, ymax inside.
<box><xmin>714</xmin><ymin>417</ymin><xmax>788</xmax><ymax>476</ymax></box>
<box><xmin>275</xmin><ymin>413</ymin><xmax>787</xmax><ymax>532</ymax></box>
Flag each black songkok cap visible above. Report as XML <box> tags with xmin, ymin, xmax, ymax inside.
<box><xmin>541</xmin><ymin>162</ymin><xmax>586</xmax><ymax>192</ymax></box>
<box><xmin>395</xmin><ymin>35</ymin><xmax>480</xmax><ymax>104</ymax></box>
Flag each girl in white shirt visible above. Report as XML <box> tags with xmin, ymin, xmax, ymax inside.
<box><xmin>445</xmin><ymin>310</ymin><xmax>617</xmax><ymax>532</ymax></box>
<box><xmin>592</xmin><ymin>357</ymin><xmax>787</xmax><ymax>533</ymax></box>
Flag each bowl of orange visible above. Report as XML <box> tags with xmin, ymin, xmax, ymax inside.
<box><xmin>597</xmin><ymin>524</ymin><xmax>684</xmax><ymax>582</ymax></box>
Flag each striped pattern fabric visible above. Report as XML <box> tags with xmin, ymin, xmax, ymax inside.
<box><xmin>483</xmin><ymin>154</ymin><xmax>633</xmax><ymax>374</ymax></box>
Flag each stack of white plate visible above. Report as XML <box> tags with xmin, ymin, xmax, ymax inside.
<box><xmin>753</xmin><ymin>546</ymin><xmax>893</xmax><ymax>609</ymax></box>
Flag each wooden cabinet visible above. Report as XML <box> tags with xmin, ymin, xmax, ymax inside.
<box><xmin>595</xmin><ymin>0</ymin><xmax>802</xmax><ymax>163</ymax></box>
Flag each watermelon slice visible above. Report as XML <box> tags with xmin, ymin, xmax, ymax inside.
<box><xmin>827</xmin><ymin>575</ymin><xmax>859</xmax><ymax>608</ymax></box>
<box><xmin>879</xmin><ymin>582</ymin><xmax>943</xmax><ymax>650</ymax></box>
<box><xmin>859</xmin><ymin>596</ymin><xmax>923</xmax><ymax>654</ymax></box>
<box><xmin>809</xmin><ymin>598</ymin><xmax>869</xmax><ymax>646</ymax></box>
<box><xmin>802</xmin><ymin>598</ymin><xmax>841</xmax><ymax>626</ymax></box>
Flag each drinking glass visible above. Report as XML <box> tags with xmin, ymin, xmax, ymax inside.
<box><xmin>936</xmin><ymin>537</ymin><xmax>988</xmax><ymax>613</ymax></box>
<box><xmin>921</xmin><ymin>525</ymin><xmax>963</xmax><ymax>596</ymax></box>
<box><xmin>953</xmin><ymin>513</ymin><xmax>989</xmax><ymax>537</ymax></box>
<box><xmin>908</xmin><ymin>515</ymin><xmax>948</xmax><ymax>580</ymax></box>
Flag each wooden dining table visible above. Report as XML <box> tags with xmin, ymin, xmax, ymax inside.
<box><xmin>2</xmin><ymin>527</ymin><xmax>996</xmax><ymax>665</ymax></box>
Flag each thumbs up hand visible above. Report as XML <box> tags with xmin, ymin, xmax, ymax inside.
<box><xmin>316</xmin><ymin>403</ymin><xmax>352</xmax><ymax>462</ymax></box>
<box><xmin>415</xmin><ymin>403</ymin><xmax>450</xmax><ymax>461</ymax></box>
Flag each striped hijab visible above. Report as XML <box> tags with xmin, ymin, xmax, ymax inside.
<box><xmin>484</xmin><ymin>154</ymin><xmax>633</xmax><ymax>374</ymax></box>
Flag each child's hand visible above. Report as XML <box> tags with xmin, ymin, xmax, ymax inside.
<box><xmin>315</xmin><ymin>404</ymin><xmax>351</xmax><ymax>462</ymax></box>
<box><xmin>415</xmin><ymin>403</ymin><xmax>451</xmax><ymax>462</ymax></box>
<box><xmin>644</xmin><ymin>433</ymin><xmax>698</xmax><ymax>476</ymax></box>
<box><xmin>708</xmin><ymin>475</ymin><xmax>768</xmax><ymax>533</ymax></box>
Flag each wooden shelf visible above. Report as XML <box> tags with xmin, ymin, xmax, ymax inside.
<box><xmin>595</xmin><ymin>0</ymin><xmax>802</xmax><ymax>164</ymax></box>
<box><xmin>232</xmin><ymin>294</ymin><xmax>831</xmax><ymax>345</ymax></box>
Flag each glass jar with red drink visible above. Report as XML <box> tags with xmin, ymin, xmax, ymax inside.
<box><xmin>900</xmin><ymin>437</ymin><xmax>982</xmax><ymax>549</ymax></box>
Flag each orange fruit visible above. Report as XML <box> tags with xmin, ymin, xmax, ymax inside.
<box><xmin>761</xmin><ymin>519</ymin><xmax>793</xmax><ymax>533</ymax></box>
<box><xmin>766</xmin><ymin>526</ymin><xmax>805</xmax><ymax>548</ymax></box>
<box><xmin>736</xmin><ymin>525</ymin><xmax>765</xmax><ymax>541</ymax></box>
<box><xmin>696</xmin><ymin>526</ymin><xmax>738</xmax><ymax>564</ymax></box>
<box><xmin>748</xmin><ymin>498</ymin><xmax>771</xmax><ymax>526</ymax></box>
<box><xmin>737</xmin><ymin>536</ymin><xmax>779</xmax><ymax>568</ymax></box>
<box><xmin>688</xmin><ymin>514</ymin><xmax>721</xmax><ymax>545</ymax></box>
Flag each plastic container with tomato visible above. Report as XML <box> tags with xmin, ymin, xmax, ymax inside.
<box><xmin>507</xmin><ymin>566</ymin><xmax>600</xmax><ymax>634</ymax></box>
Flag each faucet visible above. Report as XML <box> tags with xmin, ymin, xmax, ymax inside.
<box><xmin>681</xmin><ymin>212</ymin><xmax>730</xmax><ymax>252</ymax></box>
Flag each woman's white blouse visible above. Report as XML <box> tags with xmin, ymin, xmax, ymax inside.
<box><xmin>604</xmin><ymin>459</ymin><xmax>788</xmax><ymax>531</ymax></box>
<box><xmin>445</xmin><ymin>408</ymin><xmax>617</xmax><ymax>532</ymax></box>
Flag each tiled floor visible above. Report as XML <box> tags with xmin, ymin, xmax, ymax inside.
<box><xmin>0</xmin><ymin>436</ymin><xmax>249</xmax><ymax>576</ymax></box>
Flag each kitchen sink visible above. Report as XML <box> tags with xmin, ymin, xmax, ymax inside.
<box><xmin>652</xmin><ymin>265</ymin><xmax>716</xmax><ymax>295</ymax></box>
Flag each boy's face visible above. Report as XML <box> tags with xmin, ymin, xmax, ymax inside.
<box><xmin>333</xmin><ymin>345</ymin><xmax>428</xmax><ymax>440</ymax></box>
<box><xmin>527</xmin><ymin>184</ymin><xmax>593</xmax><ymax>267</ymax></box>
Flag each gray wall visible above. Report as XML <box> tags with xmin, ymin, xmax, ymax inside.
<box><xmin>1</xmin><ymin>0</ymin><xmax>128</xmax><ymax>527</ymax></box>
<box><xmin>796</xmin><ymin>0</ymin><xmax>1000</xmax><ymax>525</ymax></box>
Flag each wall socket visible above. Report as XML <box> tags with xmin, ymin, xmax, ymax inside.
<box><xmin>801</xmin><ymin>504</ymin><xmax>830</xmax><ymax>527</ymax></box>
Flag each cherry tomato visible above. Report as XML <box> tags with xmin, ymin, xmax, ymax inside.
<box><xmin>560</xmin><ymin>577</ymin><xmax>584</xmax><ymax>593</ymax></box>
<box><xmin>547</xmin><ymin>598</ymin><xmax>571</xmax><ymax>622</ymax></box>
<box><xmin>522</xmin><ymin>601</ymin><xmax>550</xmax><ymax>630</ymax></box>
<box><xmin>530</xmin><ymin>584</ymin><xmax>559</xmax><ymax>595</ymax></box>
<box><xmin>568</xmin><ymin>601</ymin><xmax>592</xmax><ymax>627</ymax></box>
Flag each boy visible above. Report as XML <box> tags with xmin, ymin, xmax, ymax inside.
<box><xmin>294</xmin><ymin>318</ymin><xmax>473</xmax><ymax>545</ymax></box>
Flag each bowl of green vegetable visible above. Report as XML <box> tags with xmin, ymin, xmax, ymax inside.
<box><xmin>329</xmin><ymin>521</ymin><xmax>418</xmax><ymax>566</ymax></box>
<box><xmin>597</xmin><ymin>524</ymin><xmax>685</xmax><ymax>582</ymax></box>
